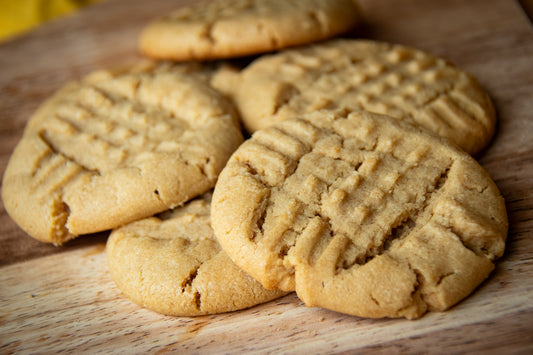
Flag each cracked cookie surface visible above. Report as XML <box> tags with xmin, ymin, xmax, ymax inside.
<box><xmin>211</xmin><ymin>109</ymin><xmax>508</xmax><ymax>319</ymax></box>
<box><xmin>106</xmin><ymin>193</ymin><xmax>286</xmax><ymax>316</ymax></box>
<box><xmin>217</xmin><ymin>39</ymin><xmax>496</xmax><ymax>155</ymax></box>
<box><xmin>1</xmin><ymin>62</ymin><xmax>243</xmax><ymax>244</ymax></box>
<box><xmin>139</xmin><ymin>0</ymin><xmax>362</xmax><ymax>61</ymax></box>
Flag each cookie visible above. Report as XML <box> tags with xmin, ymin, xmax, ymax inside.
<box><xmin>106</xmin><ymin>193</ymin><xmax>286</xmax><ymax>316</ymax></box>
<box><xmin>216</xmin><ymin>39</ymin><xmax>496</xmax><ymax>155</ymax></box>
<box><xmin>139</xmin><ymin>0</ymin><xmax>362</xmax><ymax>61</ymax></box>
<box><xmin>1</xmin><ymin>62</ymin><xmax>243</xmax><ymax>245</ymax></box>
<box><xmin>211</xmin><ymin>109</ymin><xmax>508</xmax><ymax>319</ymax></box>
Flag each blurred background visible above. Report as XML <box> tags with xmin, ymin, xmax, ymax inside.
<box><xmin>0</xmin><ymin>0</ymin><xmax>104</xmax><ymax>42</ymax></box>
<box><xmin>1</xmin><ymin>0</ymin><xmax>531</xmax><ymax>44</ymax></box>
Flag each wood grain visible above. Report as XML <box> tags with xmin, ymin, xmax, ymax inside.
<box><xmin>1</xmin><ymin>0</ymin><xmax>532</xmax><ymax>353</ymax></box>
<box><xmin>1</xmin><ymin>246</ymin><xmax>532</xmax><ymax>353</ymax></box>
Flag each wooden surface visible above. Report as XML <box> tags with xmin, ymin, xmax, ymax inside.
<box><xmin>1</xmin><ymin>0</ymin><xmax>532</xmax><ymax>353</ymax></box>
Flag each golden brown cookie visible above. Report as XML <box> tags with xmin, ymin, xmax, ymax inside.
<box><xmin>139</xmin><ymin>0</ymin><xmax>362</xmax><ymax>61</ymax></box>
<box><xmin>106</xmin><ymin>193</ymin><xmax>286</xmax><ymax>316</ymax></box>
<box><xmin>1</xmin><ymin>62</ymin><xmax>243</xmax><ymax>244</ymax></box>
<box><xmin>211</xmin><ymin>109</ymin><xmax>507</xmax><ymax>319</ymax></box>
<box><xmin>216</xmin><ymin>39</ymin><xmax>496</xmax><ymax>155</ymax></box>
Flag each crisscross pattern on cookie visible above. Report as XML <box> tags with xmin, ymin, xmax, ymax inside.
<box><xmin>212</xmin><ymin>110</ymin><xmax>507</xmax><ymax>318</ymax></box>
<box><xmin>32</xmin><ymin>66</ymin><xmax>235</xmax><ymax>172</ymax></box>
<box><xmin>234</xmin><ymin>39</ymin><xmax>495</xmax><ymax>155</ymax></box>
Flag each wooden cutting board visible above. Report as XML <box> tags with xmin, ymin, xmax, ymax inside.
<box><xmin>1</xmin><ymin>0</ymin><xmax>532</xmax><ymax>353</ymax></box>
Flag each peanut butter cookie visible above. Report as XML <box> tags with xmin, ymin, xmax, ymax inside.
<box><xmin>2</xmin><ymin>63</ymin><xmax>243</xmax><ymax>244</ymax></box>
<box><xmin>140</xmin><ymin>0</ymin><xmax>362</xmax><ymax>61</ymax></box>
<box><xmin>211</xmin><ymin>109</ymin><xmax>507</xmax><ymax>319</ymax></box>
<box><xmin>107</xmin><ymin>193</ymin><xmax>286</xmax><ymax>316</ymax></box>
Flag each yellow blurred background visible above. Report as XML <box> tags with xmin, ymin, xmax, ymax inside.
<box><xmin>0</xmin><ymin>0</ymin><xmax>104</xmax><ymax>42</ymax></box>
